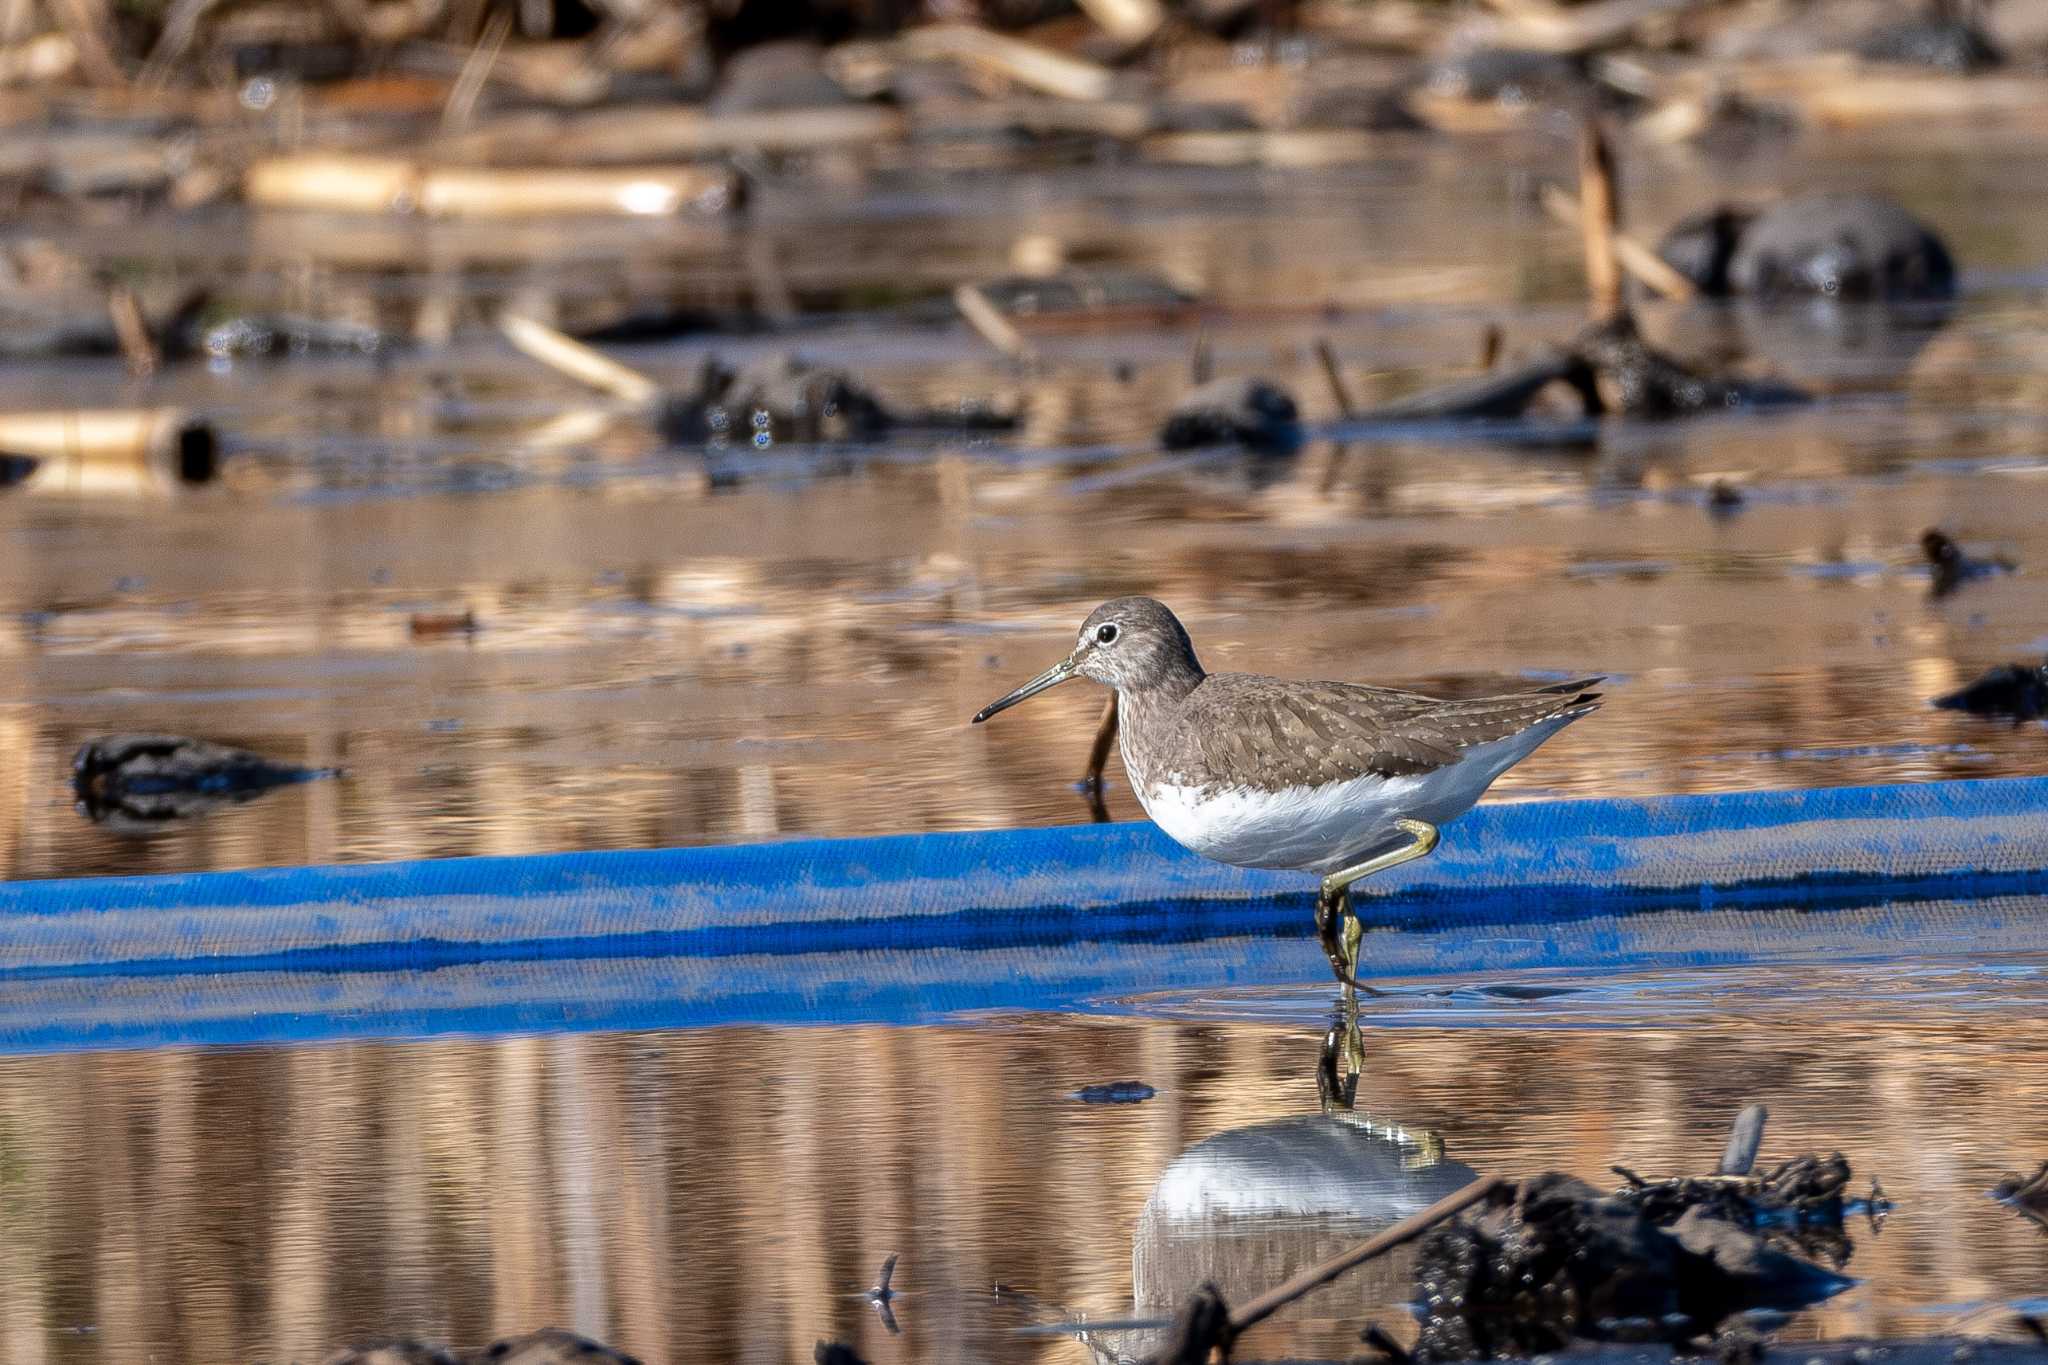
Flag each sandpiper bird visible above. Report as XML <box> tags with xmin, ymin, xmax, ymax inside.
<box><xmin>972</xmin><ymin>597</ymin><xmax>1601</xmax><ymax>985</ymax></box>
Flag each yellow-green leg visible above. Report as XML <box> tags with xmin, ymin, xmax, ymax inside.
<box><xmin>1315</xmin><ymin>818</ymin><xmax>1440</xmax><ymax>988</ymax></box>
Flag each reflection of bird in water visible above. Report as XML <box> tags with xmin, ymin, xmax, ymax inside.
<box><xmin>1003</xmin><ymin>1021</ymin><xmax>1468</xmax><ymax>1364</ymax></box>
<box><xmin>836</xmin><ymin>1252</ymin><xmax>902</xmax><ymax>1335</ymax></box>
<box><xmin>865</xmin><ymin>1253</ymin><xmax>900</xmax><ymax>1334</ymax></box>
<box><xmin>1922</xmin><ymin>528</ymin><xmax>2017</xmax><ymax>598</ymax></box>
<box><xmin>974</xmin><ymin>597</ymin><xmax>1600</xmax><ymax>986</ymax></box>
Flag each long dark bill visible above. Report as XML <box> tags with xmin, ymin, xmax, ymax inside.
<box><xmin>972</xmin><ymin>658</ymin><xmax>1078</xmax><ymax>723</ymax></box>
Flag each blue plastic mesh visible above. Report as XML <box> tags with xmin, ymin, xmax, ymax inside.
<box><xmin>1</xmin><ymin>773</ymin><xmax>2045</xmax><ymax>1051</ymax></box>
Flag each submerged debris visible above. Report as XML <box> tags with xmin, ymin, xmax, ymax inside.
<box><xmin>1411</xmin><ymin>1109</ymin><xmax>1872</xmax><ymax>1363</ymax></box>
<box><xmin>1656</xmin><ymin>194</ymin><xmax>1956</xmax><ymax>302</ymax></box>
<box><xmin>1423</xmin><ymin>47</ymin><xmax>1595</xmax><ymax>109</ymax></box>
<box><xmin>1158</xmin><ymin>376</ymin><xmax>1302</xmax><ymax>452</ymax></box>
<box><xmin>1932</xmin><ymin>660</ymin><xmax>2048</xmax><ymax>723</ymax></box>
<box><xmin>1856</xmin><ymin>16</ymin><xmax>2002</xmax><ymax>73</ymax></box>
<box><xmin>1141</xmin><ymin>1283</ymin><xmax>1233</xmax><ymax>1365</ymax></box>
<box><xmin>1572</xmin><ymin>314</ymin><xmax>1806</xmax><ymax>418</ymax></box>
<box><xmin>658</xmin><ymin>352</ymin><xmax>1016</xmax><ymax>445</ymax></box>
<box><xmin>1924</xmin><ymin>529</ymin><xmax>2018</xmax><ymax>598</ymax></box>
<box><xmin>1412</xmin><ymin>1171</ymin><xmax>1854</xmax><ymax>1363</ymax></box>
<box><xmin>73</xmin><ymin>734</ymin><xmax>343</xmax><ymax>834</ymax></box>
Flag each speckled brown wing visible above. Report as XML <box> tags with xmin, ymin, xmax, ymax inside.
<box><xmin>1156</xmin><ymin>673</ymin><xmax>1603</xmax><ymax>791</ymax></box>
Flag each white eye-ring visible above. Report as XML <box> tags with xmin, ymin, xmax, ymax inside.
<box><xmin>1096</xmin><ymin>623</ymin><xmax>1120</xmax><ymax>645</ymax></box>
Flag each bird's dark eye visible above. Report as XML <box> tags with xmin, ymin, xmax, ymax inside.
<box><xmin>1096</xmin><ymin>624</ymin><xmax>1119</xmax><ymax>644</ymax></box>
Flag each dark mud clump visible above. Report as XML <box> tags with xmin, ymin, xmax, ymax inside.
<box><xmin>1423</xmin><ymin>47</ymin><xmax>1596</xmax><ymax>108</ymax></box>
<box><xmin>1656</xmin><ymin>194</ymin><xmax>1956</xmax><ymax>302</ymax></box>
<box><xmin>1613</xmin><ymin>1151</ymin><xmax>1865</xmax><ymax>1268</ymax></box>
<box><xmin>659</xmin><ymin>353</ymin><xmax>892</xmax><ymax>445</ymax></box>
<box><xmin>1411</xmin><ymin>1171</ymin><xmax>1854</xmax><ymax>1362</ymax></box>
<box><xmin>1159</xmin><ymin>376</ymin><xmax>1302</xmax><ymax>451</ymax></box>
<box><xmin>1856</xmin><ymin>16</ymin><xmax>2002</xmax><ymax>73</ymax></box>
<box><xmin>658</xmin><ymin>352</ymin><xmax>1016</xmax><ymax>445</ymax></box>
<box><xmin>1932</xmin><ymin>660</ymin><xmax>2048</xmax><ymax>722</ymax></box>
<box><xmin>1572</xmin><ymin>314</ymin><xmax>1806</xmax><ymax>418</ymax></box>
<box><xmin>73</xmin><ymin>734</ymin><xmax>343</xmax><ymax>834</ymax></box>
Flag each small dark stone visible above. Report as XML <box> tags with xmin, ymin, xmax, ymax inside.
<box><xmin>1571</xmin><ymin>313</ymin><xmax>1806</xmax><ymax>418</ymax></box>
<box><xmin>1658</xmin><ymin>194</ymin><xmax>1955</xmax><ymax>302</ymax></box>
<box><xmin>813</xmin><ymin>1341</ymin><xmax>869</xmax><ymax>1365</ymax></box>
<box><xmin>1423</xmin><ymin>47</ymin><xmax>1588</xmax><ymax>106</ymax></box>
<box><xmin>1159</xmin><ymin>376</ymin><xmax>1301</xmax><ymax>451</ymax></box>
<box><xmin>1732</xmin><ymin>194</ymin><xmax>1956</xmax><ymax>302</ymax></box>
<box><xmin>659</xmin><ymin>353</ymin><xmax>892</xmax><ymax>445</ymax></box>
<box><xmin>1856</xmin><ymin>17</ymin><xmax>2002</xmax><ymax>73</ymax></box>
<box><xmin>0</xmin><ymin>451</ymin><xmax>37</xmax><ymax>487</ymax></box>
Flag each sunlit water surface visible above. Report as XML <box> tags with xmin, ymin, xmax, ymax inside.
<box><xmin>0</xmin><ymin>124</ymin><xmax>2046</xmax><ymax>1363</ymax></box>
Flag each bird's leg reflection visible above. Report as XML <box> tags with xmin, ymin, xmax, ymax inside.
<box><xmin>1078</xmin><ymin>696</ymin><xmax>1119</xmax><ymax>823</ymax></box>
<box><xmin>1317</xmin><ymin>1002</ymin><xmax>1365</xmax><ymax>1114</ymax></box>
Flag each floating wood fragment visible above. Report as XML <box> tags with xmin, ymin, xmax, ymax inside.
<box><xmin>908</xmin><ymin>96</ymin><xmax>1154</xmax><ymax>142</ymax></box>
<box><xmin>440</xmin><ymin>7</ymin><xmax>511</xmax><ymax>133</ymax></box>
<box><xmin>1472</xmin><ymin>0</ymin><xmax>1699</xmax><ymax>55</ymax></box>
<box><xmin>0</xmin><ymin>33</ymin><xmax>79</xmax><ymax>86</ymax></box>
<box><xmin>1800</xmin><ymin>72</ymin><xmax>2048</xmax><ymax>127</ymax></box>
<box><xmin>434</xmin><ymin>105</ymin><xmax>905</xmax><ymax>165</ymax></box>
<box><xmin>900</xmin><ymin>23</ymin><xmax>1117</xmax><ymax>102</ymax></box>
<box><xmin>1230</xmin><ymin>1176</ymin><xmax>1508</xmax><ymax>1337</ymax></box>
<box><xmin>1142</xmin><ymin>129</ymin><xmax>1384</xmax><ymax>167</ymax></box>
<box><xmin>0</xmin><ymin>409</ymin><xmax>218</xmax><ymax>496</ymax></box>
<box><xmin>1315</xmin><ymin>338</ymin><xmax>1358</xmax><ymax>419</ymax></box>
<box><xmin>1577</xmin><ymin>121</ymin><xmax>1623</xmax><ymax>321</ymax></box>
<box><xmin>106</xmin><ymin>287</ymin><xmax>157</xmax><ymax>379</ymax></box>
<box><xmin>1075</xmin><ymin>0</ymin><xmax>1167</xmax><ymax>46</ymax></box>
<box><xmin>953</xmin><ymin>284</ymin><xmax>1038</xmax><ymax>365</ymax></box>
<box><xmin>244</xmin><ymin>154</ymin><xmax>738</xmax><ymax>217</ymax></box>
<box><xmin>1540</xmin><ymin>185</ymin><xmax>1697</xmax><ymax>301</ymax></box>
<box><xmin>48</xmin><ymin>0</ymin><xmax>124</xmax><ymax>85</ymax></box>
<box><xmin>498</xmin><ymin>314</ymin><xmax>661</xmax><ymax>406</ymax></box>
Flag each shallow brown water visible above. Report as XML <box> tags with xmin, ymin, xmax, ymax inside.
<box><xmin>6</xmin><ymin>133</ymin><xmax>2048</xmax><ymax>880</ymax></box>
<box><xmin>5</xmin><ymin>963</ymin><xmax>2048</xmax><ymax>1364</ymax></box>
<box><xmin>2</xmin><ymin>122</ymin><xmax>2047</xmax><ymax>1364</ymax></box>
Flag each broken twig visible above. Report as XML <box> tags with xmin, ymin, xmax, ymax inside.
<box><xmin>498</xmin><ymin>314</ymin><xmax>660</xmax><ymax>405</ymax></box>
<box><xmin>1229</xmin><ymin>1175</ymin><xmax>1506</xmax><ymax>1337</ymax></box>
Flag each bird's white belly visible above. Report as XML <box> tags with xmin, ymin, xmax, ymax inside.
<box><xmin>1133</xmin><ymin>729</ymin><xmax>1556</xmax><ymax>875</ymax></box>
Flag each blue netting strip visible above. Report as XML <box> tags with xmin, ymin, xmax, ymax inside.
<box><xmin>0</xmin><ymin>773</ymin><xmax>2044</xmax><ymax>1051</ymax></box>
